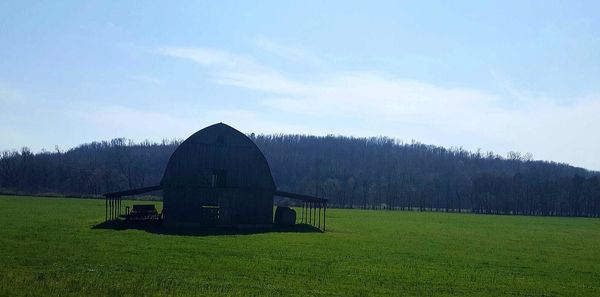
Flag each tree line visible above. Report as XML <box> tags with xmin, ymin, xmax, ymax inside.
<box><xmin>1</xmin><ymin>134</ymin><xmax>598</xmax><ymax>217</ymax></box>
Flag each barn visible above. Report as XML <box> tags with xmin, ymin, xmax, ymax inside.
<box><xmin>103</xmin><ymin>123</ymin><xmax>327</xmax><ymax>231</ymax></box>
<box><xmin>161</xmin><ymin>123</ymin><xmax>275</xmax><ymax>228</ymax></box>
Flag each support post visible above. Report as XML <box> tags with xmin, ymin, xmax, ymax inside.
<box><xmin>323</xmin><ymin>201</ymin><xmax>327</xmax><ymax>232</ymax></box>
<box><xmin>312</xmin><ymin>202</ymin><xmax>315</xmax><ymax>226</ymax></box>
<box><xmin>305</xmin><ymin>202</ymin><xmax>308</xmax><ymax>225</ymax></box>
<box><xmin>318</xmin><ymin>203</ymin><xmax>321</xmax><ymax>229</ymax></box>
<box><xmin>310</xmin><ymin>202</ymin><xmax>313</xmax><ymax>226</ymax></box>
<box><xmin>307</xmin><ymin>202</ymin><xmax>310</xmax><ymax>225</ymax></box>
<box><xmin>314</xmin><ymin>203</ymin><xmax>317</xmax><ymax>226</ymax></box>
<box><xmin>306</xmin><ymin>202</ymin><xmax>309</xmax><ymax>224</ymax></box>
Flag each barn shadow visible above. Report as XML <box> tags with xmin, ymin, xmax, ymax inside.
<box><xmin>92</xmin><ymin>221</ymin><xmax>322</xmax><ymax>236</ymax></box>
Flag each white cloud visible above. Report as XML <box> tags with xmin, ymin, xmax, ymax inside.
<box><xmin>160</xmin><ymin>46</ymin><xmax>264</xmax><ymax>71</ymax></box>
<box><xmin>159</xmin><ymin>45</ymin><xmax>306</xmax><ymax>93</ymax></box>
<box><xmin>254</xmin><ymin>36</ymin><xmax>323</xmax><ymax>65</ymax></box>
<box><xmin>158</xmin><ymin>44</ymin><xmax>600</xmax><ymax>170</ymax></box>
<box><xmin>210</xmin><ymin>109</ymin><xmax>322</xmax><ymax>135</ymax></box>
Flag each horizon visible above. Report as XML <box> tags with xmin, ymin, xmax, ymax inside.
<box><xmin>1</xmin><ymin>1</ymin><xmax>600</xmax><ymax>170</ymax></box>
<box><xmin>12</xmin><ymin>126</ymin><xmax>594</xmax><ymax>173</ymax></box>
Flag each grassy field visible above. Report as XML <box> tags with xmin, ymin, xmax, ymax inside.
<box><xmin>0</xmin><ymin>195</ymin><xmax>599</xmax><ymax>296</ymax></box>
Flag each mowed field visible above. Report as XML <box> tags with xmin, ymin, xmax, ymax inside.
<box><xmin>0</xmin><ymin>196</ymin><xmax>599</xmax><ymax>297</ymax></box>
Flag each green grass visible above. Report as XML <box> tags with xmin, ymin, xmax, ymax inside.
<box><xmin>0</xmin><ymin>195</ymin><xmax>599</xmax><ymax>296</ymax></box>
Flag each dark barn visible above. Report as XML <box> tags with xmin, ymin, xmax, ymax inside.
<box><xmin>161</xmin><ymin>123</ymin><xmax>275</xmax><ymax>228</ymax></box>
<box><xmin>103</xmin><ymin>123</ymin><xmax>327</xmax><ymax>231</ymax></box>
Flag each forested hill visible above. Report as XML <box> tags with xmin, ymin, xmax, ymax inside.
<box><xmin>1</xmin><ymin>134</ymin><xmax>599</xmax><ymax>217</ymax></box>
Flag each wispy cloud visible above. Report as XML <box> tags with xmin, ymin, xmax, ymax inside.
<box><xmin>254</xmin><ymin>36</ymin><xmax>324</xmax><ymax>65</ymax></box>
<box><xmin>211</xmin><ymin>108</ymin><xmax>322</xmax><ymax>135</ymax></box>
<box><xmin>160</xmin><ymin>46</ymin><xmax>265</xmax><ymax>71</ymax></box>
<box><xmin>157</xmin><ymin>45</ymin><xmax>504</xmax><ymax>129</ymax></box>
<box><xmin>159</xmin><ymin>45</ymin><xmax>306</xmax><ymax>93</ymax></box>
<box><xmin>158</xmin><ymin>43</ymin><xmax>600</xmax><ymax>170</ymax></box>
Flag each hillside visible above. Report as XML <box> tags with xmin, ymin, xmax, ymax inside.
<box><xmin>0</xmin><ymin>134</ymin><xmax>598</xmax><ymax>217</ymax></box>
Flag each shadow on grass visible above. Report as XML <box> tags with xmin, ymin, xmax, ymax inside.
<box><xmin>92</xmin><ymin>220</ymin><xmax>322</xmax><ymax>236</ymax></box>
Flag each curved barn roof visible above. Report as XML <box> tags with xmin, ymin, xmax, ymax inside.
<box><xmin>160</xmin><ymin>123</ymin><xmax>275</xmax><ymax>190</ymax></box>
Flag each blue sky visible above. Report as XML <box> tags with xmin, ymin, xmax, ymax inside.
<box><xmin>1</xmin><ymin>1</ymin><xmax>600</xmax><ymax>170</ymax></box>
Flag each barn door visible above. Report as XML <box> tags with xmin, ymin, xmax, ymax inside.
<box><xmin>199</xmin><ymin>205</ymin><xmax>219</xmax><ymax>226</ymax></box>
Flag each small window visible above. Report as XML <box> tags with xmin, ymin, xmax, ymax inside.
<box><xmin>211</xmin><ymin>170</ymin><xmax>227</xmax><ymax>188</ymax></box>
<box><xmin>216</xmin><ymin>135</ymin><xmax>225</xmax><ymax>144</ymax></box>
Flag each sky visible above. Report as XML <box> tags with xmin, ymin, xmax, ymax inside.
<box><xmin>1</xmin><ymin>1</ymin><xmax>599</xmax><ymax>170</ymax></box>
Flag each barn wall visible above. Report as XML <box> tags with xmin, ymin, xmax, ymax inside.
<box><xmin>163</xmin><ymin>186</ymin><xmax>274</xmax><ymax>228</ymax></box>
